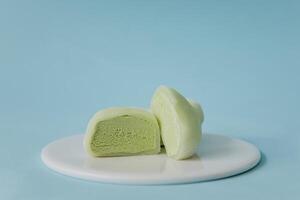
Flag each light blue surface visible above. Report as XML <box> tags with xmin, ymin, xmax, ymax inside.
<box><xmin>1</xmin><ymin>0</ymin><xmax>299</xmax><ymax>199</ymax></box>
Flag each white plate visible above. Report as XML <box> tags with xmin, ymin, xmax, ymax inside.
<box><xmin>41</xmin><ymin>134</ymin><xmax>260</xmax><ymax>185</ymax></box>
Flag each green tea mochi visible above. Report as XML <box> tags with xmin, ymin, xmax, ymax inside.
<box><xmin>84</xmin><ymin>108</ymin><xmax>161</xmax><ymax>157</ymax></box>
<box><xmin>151</xmin><ymin>86</ymin><xmax>204</xmax><ymax>160</ymax></box>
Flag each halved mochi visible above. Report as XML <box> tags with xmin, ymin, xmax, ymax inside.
<box><xmin>151</xmin><ymin>86</ymin><xmax>204</xmax><ymax>160</ymax></box>
<box><xmin>84</xmin><ymin>108</ymin><xmax>160</xmax><ymax>157</ymax></box>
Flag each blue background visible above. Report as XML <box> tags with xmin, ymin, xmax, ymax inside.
<box><xmin>0</xmin><ymin>0</ymin><xmax>299</xmax><ymax>199</ymax></box>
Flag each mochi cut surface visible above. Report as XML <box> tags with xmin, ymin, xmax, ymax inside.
<box><xmin>84</xmin><ymin>108</ymin><xmax>160</xmax><ymax>157</ymax></box>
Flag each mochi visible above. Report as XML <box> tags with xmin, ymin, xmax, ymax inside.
<box><xmin>151</xmin><ymin>86</ymin><xmax>204</xmax><ymax>160</ymax></box>
<box><xmin>84</xmin><ymin>108</ymin><xmax>160</xmax><ymax>157</ymax></box>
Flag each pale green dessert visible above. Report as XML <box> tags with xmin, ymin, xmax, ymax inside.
<box><xmin>151</xmin><ymin>86</ymin><xmax>204</xmax><ymax>160</ymax></box>
<box><xmin>84</xmin><ymin>108</ymin><xmax>161</xmax><ymax>157</ymax></box>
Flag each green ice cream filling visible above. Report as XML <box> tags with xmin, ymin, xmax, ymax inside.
<box><xmin>89</xmin><ymin>115</ymin><xmax>158</xmax><ymax>156</ymax></box>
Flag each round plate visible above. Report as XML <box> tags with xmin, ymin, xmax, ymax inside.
<box><xmin>41</xmin><ymin>134</ymin><xmax>260</xmax><ymax>185</ymax></box>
